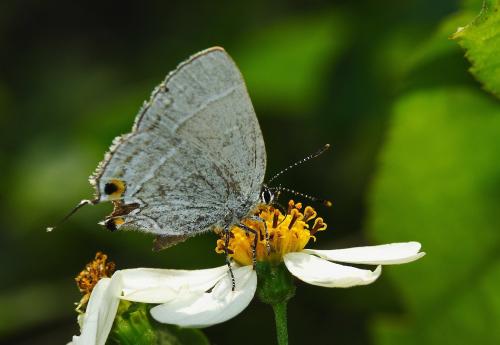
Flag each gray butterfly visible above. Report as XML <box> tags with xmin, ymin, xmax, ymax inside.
<box><xmin>59</xmin><ymin>47</ymin><xmax>267</xmax><ymax>251</ymax></box>
<box><xmin>49</xmin><ymin>47</ymin><xmax>329</xmax><ymax>256</ymax></box>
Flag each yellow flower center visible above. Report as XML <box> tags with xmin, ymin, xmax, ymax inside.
<box><xmin>75</xmin><ymin>252</ymin><xmax>116</xmax><ymax>312</ymax></box>
<box><xmin>216</xmin><ymin>200</ymin><xmax>327</xmax><ymax>266</ymax></box>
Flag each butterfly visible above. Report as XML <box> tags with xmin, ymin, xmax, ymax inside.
<box><xmin>49</xmin><ymin>47</ymin><xmax>330</xmax><ymax>258</ymax></box>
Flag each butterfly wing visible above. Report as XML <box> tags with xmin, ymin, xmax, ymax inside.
<box><xmin>133</xmin><ymin>47</ymin><xmax>266</xmax><ymax>200</ymax></box>
<box><xmin>90</xmin><ymin>47</ymin><xmax>266</xmax><ymax>238</ymax></box>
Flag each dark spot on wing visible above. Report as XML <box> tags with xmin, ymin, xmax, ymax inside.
<box><xmin>104</xmin><ymin>182</ymin><xmax>118</xmax><ymax>195</ymax></box>
<box><xmin>105</xmin><ymin>218</ymin><xmax>118</xmax><ymax>231</ymax></box>
<box><xmin>103</xmin><ymin>179</ymin><xmax>126</xmax><ymax>199</ymax></box>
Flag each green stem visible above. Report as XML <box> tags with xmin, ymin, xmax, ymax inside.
<box><xmin>255</xmin><ymin>262</ymin><xmax>294</xmax><ymax>344</ymax></box>
<box><xmin>272</xmin><ymin>301</ymin><xmax>288</xmax><ymax>345</ymax></box>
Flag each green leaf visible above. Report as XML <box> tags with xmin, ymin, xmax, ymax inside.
<box><xmin>453</xmin><ymin>0</ymin><xmax>500</xmax><ymax>98</ymax></box>
<box><xmin>367</xmin><ymin>87</ymin><xmax>500</xmax><ymax>344</ymax></box>
<box><xmin>108</xmin><ymin>301</ymin><xmax>210</xmax><ymax>345</ymax></box>
<box><xmin>372</xmin><ymin>6</ymin><xmax>479</xmax><ymax>92</ymax></box>
<box><xmin>405</xmin><ymin>10</ymin><xmax>477</xmax><ymax>75</ymax></box>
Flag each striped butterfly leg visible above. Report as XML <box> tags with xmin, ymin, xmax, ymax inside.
<box><xmin>224</xmin><ymin>226</ymin><xmax>236</xmax><ymax>291</ymax></box>
<box><xmin>234</xmin><ymin>222</ymin><xmax>260</xmax><ymax>268</ymax></box>
<box><xmin>246</xmin><ymin>215</ymin><xmax>270</xmax><ymax>254</ymax></box>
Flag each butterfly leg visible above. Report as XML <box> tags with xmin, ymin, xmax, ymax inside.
<box><xmin>271</xmin><ymin>201</ymin><xmax>288</xmax><ymax>217</ymax></box>
<box><xmin>224</xmin><ymin>226</ymin><xmax>236</xmax><ymax>291</ymax></box>
<box><xmin>234</xmin><ymin>223</ymin><xmax>259</xmax><ymax>269</ymax></box>
<box><xmin>247</xmin><ymin>215</ymin><xmax>270</xmax><ymax>254</ymax></box>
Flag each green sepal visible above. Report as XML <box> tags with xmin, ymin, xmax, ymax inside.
<box><xmin>107</xmin><ymin>301</ymin><xmax>210</xmax><ymax>345</ymax></box>
<box><xmin>255</xmin><ymin>261</ymin><xmax>295</xmax><ymax>306</ymax></box>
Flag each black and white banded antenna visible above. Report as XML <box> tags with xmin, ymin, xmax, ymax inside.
<box><xmin>266</xmin><ymin>143</ymin><xmax>331</xmax><ymax>185</ymax></box>
<box><xmin>273</xmin><ymin>186</ymin><xmax>332</xmax><ymax>207</ymax></box>
<box><xmin>266</xmin><ymin>144</ymin><xmax>330</xmax><ymax>185</ymax></box>
<box><xmin>265</xmin><ymin>143</ymin><xmax>332</xmax><ymax>207</ymax></box>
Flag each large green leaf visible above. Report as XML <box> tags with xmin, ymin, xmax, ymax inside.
<box><xmin>453</xmin><ymin>0</ymin><xmax>500</xmax><ymax>98</ymax></box>
<box><xmin>367</xmin><ymin>87</ymin><xmax>500</xmax><ymax>344</ymax></box>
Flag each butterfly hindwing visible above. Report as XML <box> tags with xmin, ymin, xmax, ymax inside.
<box><xmin>90</xmin><ymin>48</ymin><xmax>266</xmax><ymax>239</ymax></box>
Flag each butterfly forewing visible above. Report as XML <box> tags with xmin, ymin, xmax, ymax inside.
<box><xmin>90</xmin><ymin>47</ymin><xmax>266</xmax><ymax>239</ymax></box>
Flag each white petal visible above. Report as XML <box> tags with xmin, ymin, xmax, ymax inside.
<box><xmin>122</xmin><ymin>287</ymin><xmax>178</xmax><ymax>304</ymax></box>
<box><xmin>150</xmin><ymin>266</ymin><xmax>256</xmax><ymax>328</ymax></box>
<box><xmin>303</xmin><ymin>242</ymin><xmax>425</xmax><ymax>265</ymax></box>
<box><xmin>119</xmin><ymin>265</ymin><xmax>228</xmax><ymax>303</ymax></box>
<box><xmin>96</xmin><ymin>273</ymin><xmax>123</xmax><ymax>345</ymax></box>
<box><xmin>73</xmin><ymin>274</ymin><xmax>122</xmax><ymax>345</ymax></box>
<box><xmin>73</xmin><ymin>278</ymin><xmax>110</xmax><ymax>345</ymax></box>
<box><xmin>284</xmin><ymin>252</ymin><xmax>381</xmax><ymax>288</ymax></box>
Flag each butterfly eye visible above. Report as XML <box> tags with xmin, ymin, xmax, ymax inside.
<box><xmin>261</xmin><ymin>189</ymin><xmax>274</xmax><ymax>204</ymax></box>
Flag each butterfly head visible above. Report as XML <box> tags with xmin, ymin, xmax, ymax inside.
<box><xmin>260</xmin><ymin>184</ymin><xmax>275</xmax><ymax>204</ymax></box>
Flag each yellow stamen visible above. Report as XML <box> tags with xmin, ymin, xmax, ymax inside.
<box><xmin>215</xmin><ymin>200</ymin><xmax>328</xmax><ymax>266</ymax></box>
<box><xmin>287</xmin><ymin>200</ymin><xmax>295</xmax><ymax>214</ymax></box>
<box><xmin>288</xmin><ymin>209</ymin><xmax>301</xmax><ymax>230</ymax></box>
<box><xmin>75</xmin><ymin>252</ymin><xmax>115</xmax><ymax>312</ymax></box>
<box><xmin>311</xmin><ymin>217</ymin><xmax>327</xmax><ymax>234</ymax></box>
<box><xmin>303</xmin><ymin>206</ymin><xmax>317</xmax><ymax>222</ymax></box>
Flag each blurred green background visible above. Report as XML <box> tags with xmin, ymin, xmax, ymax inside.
<box><xmin>1</xmin><ymin>0</ymin><xmax>500</xmax><ymax>344</ymax></box>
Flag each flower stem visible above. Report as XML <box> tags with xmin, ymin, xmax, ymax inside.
<box><xmin>256</xmin><ymin>262</ymin><xmax>294</xmax><ymax>345</ymax></box>
<box><xmin>272</xmin><ymin>301</ymin><xmax>288</xmax><ymax>345</ymax></box>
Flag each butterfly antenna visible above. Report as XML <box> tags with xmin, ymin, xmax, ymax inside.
<box><xmin>269</xmin><ymin>200</ymin><xmax>290</xmax><ymax>227</ymax></box>
<box><xmin>270</xmin><ymin>200</ymin><xmax>288</xmax><ymax>216</ymax></box>
<box><xmin>275</xmin><ymin>186</ymin><xmax>332</xmax><ymax>207</ymax></box>
<box><xmin>266</xmin><ymin>144</ymin><xmax>330</xmax><ymax>185</ymax></box>
<box><xmin>46</xmin><ymin>199</ymin><xmax>98</xmax><ymax>232</ymax></box>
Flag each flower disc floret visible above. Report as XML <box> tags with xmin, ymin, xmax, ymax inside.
<box><xmin>75</xmin><ymin>252</ymin><xmax>116</xmax><ymax>312</ymax></box>
<box><xmin>216</xmin><ymin>200</ymin><xmax>327</xmax><ymax>266</ymax></box>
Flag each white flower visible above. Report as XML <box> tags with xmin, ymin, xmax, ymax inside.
<box><xmin>120</xmin><ymin>241</ymin><xmax>424</xmax><ymax>328</ymax></box>
<box><xmin>122</xmin><ymin>265</ymin><xmax>257</xmax><ymax>328</ymax></box>
<box><xmin>123</xmin><ymin>202</ymin><xmax>424</xmax><ymax>328</ymax></box>
<box><xmin>287</xmin><ymin>242</ymin><xmax>425</xmax><ymax>287</ymax></box>
<box><xmin>69</xmin><ymin>202</ymin><xmax>425</xmax><ymax>342</ymax></box>
<box><xmin>69</xmin><ymin>274</ymin><xmax>122</xmax><ymax>345</ymax></box>
<box><xmin>68</xmin><ymin>265</ymin><xmax>257</xmax><ymax>343</ymax></box>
